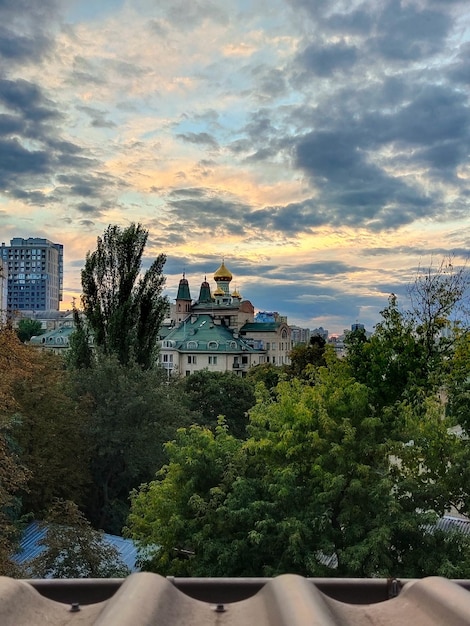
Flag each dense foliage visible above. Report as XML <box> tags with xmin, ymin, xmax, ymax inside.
<box><xmin>178</xmin><ymin>370</ymin><xmax>255</xmax><ymax>438</ymax></box>
<box><xmin>81</xmin><ymin>223</ymin><xmax>169</xmax><ymax>369</ymax></box>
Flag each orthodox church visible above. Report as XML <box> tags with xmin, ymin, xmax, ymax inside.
<box><xmin>159</xmin><ymin>261</ymin><xmax>291</xmax><ymax>377</ymax></box>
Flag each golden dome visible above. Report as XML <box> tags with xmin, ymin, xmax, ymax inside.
<box><xmin>214</xmin><ymin>260</ymin><xmax>232</xmax><ymax>281</ymax></box>
<box><xmin>214</xmin><ymin>286</ymin><xmax>225</xmax><ymax>296</ymax></box>
<box><xmin>232</xmin><ymin>288</ymin><xmax>241</xmax><ymax>298</ymax></box>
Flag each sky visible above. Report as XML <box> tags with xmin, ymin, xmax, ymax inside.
<box><xmin>1</xmin><ymin>0</ymin><xmax>470</xmax><ymax>334</ymax></box>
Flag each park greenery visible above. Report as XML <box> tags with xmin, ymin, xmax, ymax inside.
<box><xmin>1</xmin><ymin>232</ymin><xmax>470</xmax><ymax>578</ymax></box>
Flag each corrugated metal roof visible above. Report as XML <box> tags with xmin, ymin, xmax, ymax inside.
<box><xmin>2</xmin><ymin>573</ymin><xmax>470</xmax><ymax>625</ymax></box>
<box><xmin>14</xmin><ymin>522</ymin><xmax>139</xmax><ymax>573</ymax></box>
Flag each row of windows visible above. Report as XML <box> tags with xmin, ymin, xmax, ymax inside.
<box><xmin>266</xmin><ymin>342</ymin><xmax>292</xmax><ymax>351</ymax></box>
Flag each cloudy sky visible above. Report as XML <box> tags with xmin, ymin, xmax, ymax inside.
<box><xmin>1</xmin><ymin>0</ymin><xmax>470</xmax><ymax>334</ymax></box>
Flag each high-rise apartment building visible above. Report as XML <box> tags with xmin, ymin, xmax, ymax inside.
<box><xmin>1</xmin><ymin>238</ymin><xmax>63</xmax><ymax>312</ymax></box>
<box><xmin>0</xmin><ymin>258</ymin><xmax>7</xmax><ymax>323</ymax></box>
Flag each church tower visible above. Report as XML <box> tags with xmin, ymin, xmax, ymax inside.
<box><xmin>175</xmin><ymin>272</ymin><xmax>191</xmax><ymax>324</ymax></box>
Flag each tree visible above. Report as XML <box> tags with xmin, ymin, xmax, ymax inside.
<box><xmin>71</xmin><ymin>353</ymin><xmax>191</xmax><ymax>533</ymax></box>
<box><xmin>178</xmin><ymin>370</ymin><xmax>255</xmax><ymax>438</ymax></box>
<box><xmin>345</xmin><ymin>295</ymin><xmax>427</xmax><ymax>413</ymax></box>
<box><xmin>65</xmin><ymin>307</ymin><xmax>93</xmax><ymax>369</ymax></box>
<box><xmin>287</xmin><ymin>335</ymin><xmax>327</xmax><ymax>381</ymax></box>
<box><xmin>12</xmin><ymin>350</ymin><xmax>91</xmax><ymax>516</ymax></box>
<box><xmin>127</xmin><ymin>422</ymin><xmax>247</xmax><ymax>576</ymax></box>
<box><xmin>25</xmin><ymin>500</ymin><xmax>130</xmax><ymax>578</ymax></box>
<box><xmin>127</xmin><ymin>355</ymin><xmax>468</xmax><ymax>578</ymax></box>
<box><xmin>0</xmin><ymin>326</ymin><xmax>33</xmax><ymax>575</ymax></box>
<box><xmin>246</xmin><ymin>362</ymin><xmax>284</xmax><ymax>396</ymax></box>
<box><xmin>81</xmin><ymin>223</ymin><xmax>169</xmax><ymax>369</ymax></box>
<box><xmin>16</xmin><ymin>319</ymin><xmax>44</xmax><ymax>343</ymax></box>
<box><xmin>408</xmin><ymin>257</ymin><xmax>470</xmax><ymax>367</ymax></box>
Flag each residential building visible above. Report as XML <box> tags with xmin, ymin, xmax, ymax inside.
<box><xmin>1</xmin><ymin>238</ymin><xmax>63</xmax><ymax>313</ymax></box>
<box><xmin>290</xmin><ymin>325</ymin><xmax>311</xmax><ymax>345</ymax></box>
<box><xmin>0</xmin><ymin>257</ymin><xmax>7</xmax><ymax>323</ymax></box>
<box><xmin>160</xmin><ymin>261</ymin><xmax>292</xmax><ymax>376</ymax></box>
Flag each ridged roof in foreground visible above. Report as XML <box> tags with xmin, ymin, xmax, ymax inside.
<box><xmin>2</xmin><ymin>573</ymin><xmax>470</xmax><ymax>625</ymax></box>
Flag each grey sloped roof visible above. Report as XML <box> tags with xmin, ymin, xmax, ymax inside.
<box><xmin>2</xmin><ymin>573</ymin><xmax>470</xmax><ymax>625</ymax></box>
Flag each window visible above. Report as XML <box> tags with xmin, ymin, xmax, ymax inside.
<box><xmin>187</xmin><ymin>355</ymin><xmax>197</xmax><ymax>364</ymax></box>
<box><xmin>208</xmin><ymin>355</ymin><xmax>218</xmax><ymax>365</ymax></box>
<box><xmin>272</xmin><ymin>342</ymin><xmax>277</xmax><ymax>350</ymax></box>
<box><xmin>242</xmin><ymin>355</ymin><xmax>248</xmax><ymax>364</ymax></box>
<box><xmin>266</xmin><ymin>342</ymin><xmax>270</xmax><ymax>350</ymax></box>
<box><xmin>163</xmin><ymin>354</ymin><xmax>173</xmax><ymax>363</ymax></box>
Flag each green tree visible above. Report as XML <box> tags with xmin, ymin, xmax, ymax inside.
<box><xmin>71</xmin><ymin>353</ymin><xmax>190</xmax><ymax>533</ymax></box>
<box><xmin>287</xmin><ymin>335</ymin><xmax>327</xmax><ymax>380</ymax></box>
<box><xmin>345</xmin><ymin>295</ymin><xmax>426</xmax><ymax>413</ymax></box>
<box><xmin>246</xmin><ymin>362</ymin><xmax>284</xmax><ymax>396</ymax></box>
<box><xmin>16</xmin><ymin>319</ymin><xmax>44</xmax><ymax>343</ymax></box>
<box><xmin>127</xmin><ymin>356</ymin><xmax>466</xmax><ymax>577</ymax></box>
<box><xmin>66</xmin><ymin>307</ymin><xmax>93</xmax><ymax>369</ymax></box>
<box><xmin>178</xmin><ymin>370</ymin><xmax>255</xmax><ymax>438</ymax></box>
<box><xmin>127</xmin><ymin>422</ymin><xmax>247</xmax><ymax>576</ymax></box>
<box><xmin>25</xmin><ymin>500</ymin><xmax>130</xmax><ymax>578</ymax></box>
<box><xmin>81</xmin><ymin>223</ymin><xmax>169</xmax><ymax>369</ymax></box>
<box><xmin>346</xmin><ymin>259</ymin><xmax>470</xmax><ymax>414</ymax></box>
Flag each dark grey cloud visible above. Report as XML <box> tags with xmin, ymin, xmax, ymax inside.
<box><xmin>8</xmin><ymin>189</ymin><xmax>50</xmax><ymax>204</ymax></box>
<box><xmin>0</xmin><ymin>0</ymin><xmax>59</xmax><ymax>64</ymax></box>
<box><xmin>56</xmin><ymin>173</ymin><xmax>121</xmax><ymax>200</ymax></box>
<box><xmin>325</xmin><ymin>7</ymin><xmax>373</xmax><ymax>35</ymax></box>
<box><xmin>363</xmin><ymin>246</ymin><xmax>470</xmax><ymax>260</ymax></box>
<box><xmin>297</xmin><ymin>41</ymin><xmax>358</xmax><ymax>77</ymax></box>
<box><xmin>0</xmin><ymin>78</ymin><xmax>59</xmax><ymax>123</ymax></box>
<box><xmin>167</xmin><ymin>194</ymin><xmax>250</xmax><ymax>236</ymax></box>
<box><xmin>176</xmin><ymin>132</ymin><xmax>219</xmax><ymax>149</ymax></box>
<box><xmin>370</xmin><ymin>0</ymin><xmax>451</xmax><ymax>62</ymax></box>
<box><xmin>289</xmin><ymin>0</ymin><xmax>452</xmax><ymax>63</ymax></box>
<box><xmin>168</xmin><ymin>187</ymin><xmax>208</xmax><ymax>198</ymax></box>
<box><xmin>76</xmin><ymin>202</ymin><xmax>101</xmax><ymax>216</ymax></box>
<box><xmin>250</xmin><ymin>67</ymin><xmax>288</xmax><ymax>100</ymax></box>
<box><xmin>0</xmin><ymin>75</ymin><xmax>114</xmax><ymax>203</ymax></box>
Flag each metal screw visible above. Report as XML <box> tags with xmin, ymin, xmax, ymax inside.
<box><xmin>214</xmin><ymin>604</ymin><xmax>226</xmax><ymax>613</ymax></box>
<box><xmin>70</xmin><ymin>602</ymin><xmax>81</xmax><ymax>612</ymax></box>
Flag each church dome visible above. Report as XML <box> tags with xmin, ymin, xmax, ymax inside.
<box><xmin>214</xmin><ymin>260</ymin><xmax>232</xmax><ymax>281</ymax></box>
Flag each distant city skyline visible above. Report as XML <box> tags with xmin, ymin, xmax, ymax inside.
<box><xmin>1</xmin><ymin>1</ymin><xmax>470</xmax><ymax>334</ymax></box>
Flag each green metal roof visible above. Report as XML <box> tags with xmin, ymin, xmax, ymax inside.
<box><xmin>162</xmin><ymin>314</ymin><xmax>262</xmax><ymax>353</ymax></box>
<box><xmin>240</xmin><ymin>322</ymin><xmax>281</xmax><ymax>333</ymax></box>
<box><xmin>176</xmin><ymin>276</ymin><xmax>191</xmax><ymax>301</ymax></box>
<box><xmin>29</xmin><ymin>325</ymin><xmax>75</xmax><ymax>347</ymax></box>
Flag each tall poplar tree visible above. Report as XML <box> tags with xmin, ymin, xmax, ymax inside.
<box><xmin>80</xmin><ymin>223</ymin><xmax>169</xmax><ymax>369</ymax></box>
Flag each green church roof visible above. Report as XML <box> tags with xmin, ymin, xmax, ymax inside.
<box><xmin>162</xmin><ymin>314</ymin><xmax>262</xmax><ymax>353</ymax></box>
